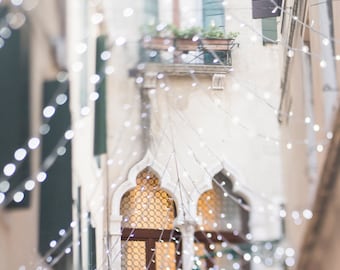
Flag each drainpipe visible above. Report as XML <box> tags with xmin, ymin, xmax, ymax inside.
<box><xmin>173</xmin><ymin>0</ymin><xmax>180</xmax><ymax>27</ymax></box>
<box><xmin>318</xmin><ymin>2</ymin><xmax>339</xmax><ymax>131</ymax></box>
<box><xmin>301</xmin><ymin>47</ymin><xmax>318</xmax><ymax>206</ymax></box>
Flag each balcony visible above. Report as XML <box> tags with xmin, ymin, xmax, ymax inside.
<box><xmin>134</xmin><ymin>26</ymin><xmax>239</xmax><ymax>89</ymax></box>
<box><xmin>141</xmin><ymin>36</ymin><xmax>237</xmax><ymax>68</ymax></box>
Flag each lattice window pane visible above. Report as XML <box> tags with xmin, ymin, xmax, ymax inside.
<box><xmin>121</xmin><ymin>241</ymin><xmax>146</xmax><ymax>270</ymax></box>
<box><xmin>214</xmin><ymin>243</ymin><xmax>236</xmax><ymax>270</ymax></box>
<box><xmin>194</xmin><ymin>243</ymin><xmax>208</xmax><ymax>270</ymax></box>
<box><xmin>120</xmin><ymin>168</ymin><xmax>175</xmax><ymax>229</ymax></box>
<box><xmin>197</xmin><ymin>177</ymin><xmax>242</xmax><ymax>232</ymax></box>
<box><xmin>155</xmin><ymin>242</ymin><xmax>176</xmax><ymax>270</ymax></box>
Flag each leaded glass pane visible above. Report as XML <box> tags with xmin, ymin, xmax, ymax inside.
<box><xmin>121</xmin><ymin>241</ymin><xmax>146</xmax><ymax>270</ymax></box>
<box><xmin>197</xmin><ymin>176</ymin><xmax>242</xmax><ymax>232</ymax></box>
<box><xmin>121</xmin><ymin>168</ymin><xmax>175</xmax><ymax>229</ymax></box>
<box><xmin>155</xmin><ymin>242</ymin><xmax>176</xmax><ymax>270</ymax></box>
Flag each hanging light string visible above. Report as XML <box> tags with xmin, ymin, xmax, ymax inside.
<box><xmin>147</xmin><ymin>80</ymin><xmax>314</xmax><ymax>226</ymax></box>
<box><xmin>228</xmin><ymin>6</ymin><xmax>340</xmax><ymax>68</ymax></box>
<box><xmin>172</xmin><ymin>51</ymin><xmax>333</xmax><ymax>149</ymax></box>
<box><xmin>0</xmin><ymin>1</ymin><xmax>332</xmax><ymax>268</ymax></box>
<box><xmin>150</xmin><ymin>103</ymin><xmax>250</xmax><ymax>213</ymax></box>
<box><xmin>166</xmin><ymin>88</ymin><xmax>190</xmax><ymax>223</ymax></box>
<box><xmin>229</xmin><ymin>76</ymin><xmax>281</xmax><ymax>115</ymax></box>
<box><xmin>97</xmin><ymin>153</ymin><xmax>180</xmax><ymax>270</ymax></box>
<box><xmin>0</xmin><ymin>127</ymin><xmax>73</xmax><ymax>207</ymax></box>
<box><xmin>149</xmin><ymin>98</ymin><xmax>297</xmax><ymax>267</ymax></box>
<box><xmin>136</xmin><ymin>45</ymin><xmax>333</xmax><ymax>150</ymax></box>
<box><xmin>96</xmin><ymin>95</ymin><xmax>269</xmax><ymax>269</ymax></box>
<box><xmin>0</xmin><ymin>4</ymin><xmax>27</xmax><ymax>49</ymax></box>
<box><xmin>0</xmin><ymin>80</ymin><xmax>68</xmax><ymax>188</ymax></box>
<box><xmin>270</xmin><ymin>0</ymin><xmax>340</xmax><ymax>44</ymax></box>
<box><xmin>168</xmin><ymin>89</ymin><xmax>314</xmax><ymax>221</ymax></box>
<box><xmin>0</xmin><ymin>0</ymin><xmax>334</xmax><ymax>181</ymax></box>
<box><xmin>33</xmin><ymin>226</ymin><xmax>73</xmax><ymax>268</ymax></box>
<box><xmin>149</xmin><ymin>110</ymin><xmax>289</xmax><ymax>267</ymax></box>
<box><xmin>151</xmin><ymin>60</ymin><xmax>329</xmax><ymax>162</ymax></box>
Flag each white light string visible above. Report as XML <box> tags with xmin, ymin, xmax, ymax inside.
<box><xmin>0</xmin><ymin>0</ymin><xmax>334</xmax><ymax>177</ymax></box>
<box><xmin>145</xmin><ymin>81</ymin><xmax>314</xmax><ymax>228</ymax></box>
<box><xmin>0</xmin><ymin>127</ymin><xmax>73</xmax><ymax>207</ymax></box>
<box><xmin>0</xmin><ymin>80</ymin><xmax>68</xmax><ymax>187</ymax></box>
<box><xmin>1</xmin><ymin>0</ymin><xmax>336</xmax><ymax>268</ymax></box>
<box><xmin>105</xmin><ymin>93</ymin><xmax>296</xmax><ymax>268</ymax></box>
<box><xmin>170</xmin><ymin>90</ymin><xmax>315</xmax><ymax>223</ymax></box>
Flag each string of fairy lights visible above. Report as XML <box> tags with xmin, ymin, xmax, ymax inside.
<box><xmin>1</xmin><ymin>0</ymin><xmax>339</xmax><ymax>269</ymax></box>
<box><xmin>0</xmin><ymin>0</ymin><xmax>314</xmax><ymax>243</ymax></box>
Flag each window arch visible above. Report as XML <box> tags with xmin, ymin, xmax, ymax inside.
<box><xmin>194</xmin><ymin>171</ymin><xmax>250</xmax><ymax>270</ymax></box>
<box><xmin>120</xmin><ymin>167</ymin><xmax>181</xmax><ymax>270</ymax></box>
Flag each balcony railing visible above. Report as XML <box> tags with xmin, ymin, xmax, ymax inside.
<box><xmin>140</xmin><ymin>36</ymin><xmax>238</xmax><ymax>67</ymax></box>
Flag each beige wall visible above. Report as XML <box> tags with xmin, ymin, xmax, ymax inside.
<box><xmin>104</xmin><ymin>2</ymin><xmax>283</xmax><ymax>269</ymax></box>
<box><xmin>0</xmin><ymin>1</ymin><xmax>64</xmax><ymax>269</ymax></box>
<box><xmin>279</xmin><ymin>0</ymin><xmax>340</xmax><ymax>267</ymax></box>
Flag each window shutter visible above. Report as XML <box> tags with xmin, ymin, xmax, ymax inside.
<box><xmin>202</xmin><ymin>0</ymin><xmax>225</xmax><ymax>29</ymax></box>
<box><xmin>0</xmin><ymin>6</ymin><xmax>30</xmax><ymax>208</ymax></box>
<box><xmin>94</xmin><ymin>35</ymin><xmax>107</xmax><ymax>156</ymax></box>
<box><xmin>262</xmin><ymin>17</ymin><xmax>278</xmax><ymax>43</ymax></box>
<box><xmin>39</xmin><ymin>81</ymin><xmax>72</xmax><ymax>256</ymax></box>
<box><xmin>88</xmin><ymin>214</ymin><xmax>97</xmax><ymax>270</ymax></box>
<box><xmin>252</xmin><ymin>0</ymin><xmax>282</xmax><ymax>19</ymax></box>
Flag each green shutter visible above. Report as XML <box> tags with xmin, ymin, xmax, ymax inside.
<box><xmin>94</xmin><ymin>36</ymin><xmax>107</xmax><ymax>155</ymax></box>
<box><xmin>77</xmin><ymin>187</ymin><xmax>83</xmax><ymax>269</ymax></box>
<box><xmin>0</xmin><ymin>6</ymin><xmax>30</xmax><ymax>208</ymax></box>
<box><xmin>262</xmin><ymin>17</ymin><xmax>278</xmax><ymax>43</ymax></box>
<box><xmin>39</xmin><ymin>81</ymin><xmax>72</xmax><ymax>256</ymax></box>
<box><xmin>88</xmin><ymin>214</ymin><xmax>97</xmax><ymax>270</ymax></box>
<box><xmin>202</xmin><ymin>0</ymin><xmax>225</xmax><ymax>29</ymax></box>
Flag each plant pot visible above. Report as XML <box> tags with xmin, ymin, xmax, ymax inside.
<box><xmin>142</xmin><ymin>36</ymin><xmax>174</xmax><ymax>50</ymax></box>
<box><xmin>174</xmin><ymin>38</ymin><xmax>200</xmax><ymax>51</ymax></box>
<box><xmin>200</xmin><ymin>38</ymin><xmax>235</xmax><ymax>51</ymax></box>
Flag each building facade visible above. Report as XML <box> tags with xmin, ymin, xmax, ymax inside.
<box><xmin>90</xmin><ymin>0</ymin><xmax>284</xmax><ymax>269</ymax></box>
<box><xmin>0</xmin><ymin>0</ymin><xmax>287</xmax><ymax>270</ymax></box>
<box><xmin>278</xmin><ymin>0</ymin><xmax>340</xmax><ymax>269</ymax></box>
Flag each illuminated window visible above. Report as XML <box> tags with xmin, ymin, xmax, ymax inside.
<box><xmin>195</xmin><ymin>172</ymin><xmax>249</xmax><ymax>270</ymax></box>
<box><xmin>120</xmin><ymin>167</ymin><xmax>180</xmax><ymax>270</ymax></box>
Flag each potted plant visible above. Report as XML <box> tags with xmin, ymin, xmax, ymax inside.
<box><xmin>201</xmin><ymin>26</ymin><xmax>239</xmax><ymax>50</ymax></box>
<box><xmin>140</xmin><ymin>23</ymin><xmax>239</xmax><ymax>65</ymax></box>
<box><xmin>169</xmin><ymin>25</ymin><xmax>202</xmax><ymax>51</ymax></box>
<box><xmin>141</xmin><ymin>23</ymin><xmax>174</xmax><ymax>50</ymax></box>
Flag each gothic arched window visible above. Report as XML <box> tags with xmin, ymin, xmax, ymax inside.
<box><xmin>120</xmin><ymin>167</ymin><xmax>180</xmax><ymax>270</ymax></box>
<box><xmin>195</xmin><ymin>172</ymin><xmax>250</xmax><ymax>270</ymax></box>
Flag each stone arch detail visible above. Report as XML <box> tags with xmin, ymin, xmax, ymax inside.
<box><xmin>111</xmin><ymin>150</ymin><xmax>179</xmax><ymax>217</ymax></box>
<box><xmin>191</xmin><ymin>160</ymin><xmax>255</xmax><ymax>211</ymax></box>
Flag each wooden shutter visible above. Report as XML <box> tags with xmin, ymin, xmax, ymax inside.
<box><xmin>252</xmin><ymin>0</ymin><xmax>282</xmax><ymax>19</ymax></box>
<box><xmin>94</xmin><ymin>35</ymin><xmax>107</xmax><ymax>155</ymax></box>
<box><xmin>39</xmin><ymin>81</ymin><xmax>72</xmax><ymax>256</ymax></box>
<box><xmin>88</xmin><ymin>214</ymin><xmax>97</xmax><ymax>270</ymax></box>
<box><xmin>262</xmin><ymin>17</ymin><xmax>278</xmax><ymax>43</ymax></box>
<box><xmin>0</xmin><ymin>6</ymin><xmax>30</xmax><ymax>208</ymax></box>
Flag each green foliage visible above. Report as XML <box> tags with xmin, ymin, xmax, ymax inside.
<box><xmin>170</xmin><ymin>25</ymin><xmax>202</xmax><ymax>39</ymax></box>
<box><xmin>142</xmin><ymin>23</ymin><xmax>240</xmax><ymax>40</ymax></box>
<box><xmin>202</xmin><ymin>26</ymin><xmax>225</xmax><ymax>39</ymax></box>
<box><xmin>141</xmin><ymin>23</ymin><xmax>171</xmax><ymax>37</ymax></box>
<box><xmin>225</xmin><ymin>31</ymin><xmax>240</xmax><ymax>39</ymax></box>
